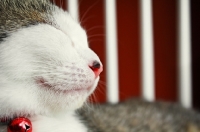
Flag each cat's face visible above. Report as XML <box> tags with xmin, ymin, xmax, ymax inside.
<box><xmin>0</xmin><ymin>9</ymin><xmax>102</xmax><ymax>116</ymax></box>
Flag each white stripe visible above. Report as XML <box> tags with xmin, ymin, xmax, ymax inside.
<box><xmin>67</xmin><ymin>0</ymin><xmax>79</xmax><ymax>21</ymax></box>
<box><xmin>105</xmin><ymin>0</ymin><xmax>119</xmax><ymax>103</ymax></box>
<box><xmin>178</xmin><ymin>0</ymin><xmax>192</xmax><ymax>108</ymax></box>
<box><xmin>140</xmin><ymin>0</ymin><xmax>155</xmax><ymax>101</ymax></box>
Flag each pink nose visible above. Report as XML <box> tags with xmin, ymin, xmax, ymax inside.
<box><xmin>89</xmin><ymin>61</ymin><xmax>103</xmax><ymax>78</ymax></box>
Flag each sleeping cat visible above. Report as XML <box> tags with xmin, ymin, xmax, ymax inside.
<box><xmin>0</xmin><ymin>0</ymin><xmax>200</xmax><ymax>132</ymax></box>
<box><xmin>0</xmin><ymin>0</ymin><xmax>102</xmax><ymax>131</ymax></box>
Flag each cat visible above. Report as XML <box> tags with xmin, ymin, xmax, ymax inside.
<box><xmin>0</xmin><ymin>0</ymin><xmax>102</xmax><ymax>131</ymax></box>
<box><xmin>1</xmin><ymin>0</ymin><xmax>200</xmax><ymax>132</ymax></box>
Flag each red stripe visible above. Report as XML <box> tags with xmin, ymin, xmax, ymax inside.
<box><xmin>153</xmin><ymin>0</ymin><xmax>178</xmax><ymax>102</ymax></box>
<box><xmin>117</xmin><ymin>0</ymin><xmax>141</xmax><ymax>100</ymax></box>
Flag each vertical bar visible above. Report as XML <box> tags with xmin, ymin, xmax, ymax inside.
<box><xmin>140</xmin><ymin>0</ymin><xmax>155</xmax><ymax>101</ymax></box>
<box><xmin>178</xmin><ymin>0</ymin><xmax>192</xmax><ymax>108</ymax></box>
<box><xmin>67</xmin><ymin>0</ymin><xmax>79</xmax><ymax>21</ymax></box>
<box><xmin>105</xmin><ymin>0</ymin><xmax>119</xmax><ymax>103</ymax></box>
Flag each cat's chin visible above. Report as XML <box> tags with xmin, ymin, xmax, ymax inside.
<box><xmin>36</xmin><ymin>74</ymin><xmax>96</xmax><ymax>90</ymax></box>
<box><xmin>36</xmin><ymin>76</ymin><xmax>99</xmax><ymax>96</ymax></box>
<box><xmin>38</xmin><ymin>78</ymin><xmax>99</xmax><ymax>112</ymax></box>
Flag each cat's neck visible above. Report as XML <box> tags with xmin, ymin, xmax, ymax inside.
<box><xmin>31</xmin><ymin>111</ymin><xmax>87</xmax><ymax>132</ymax></box>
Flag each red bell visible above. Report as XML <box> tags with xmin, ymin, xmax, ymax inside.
<box><xmin>7</xmin><ymin>117</ymin><xmax>32</xmax><ymax>132</ymax></box>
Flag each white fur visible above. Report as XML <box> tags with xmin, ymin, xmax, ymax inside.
<box><xmin>31</xmin><ymin>112</ymin><xmax>87</xmax><ymax>132</ymax></box>
<box><xmin>0</xmin><ymin>7</ymin><xmax>101</xmax><ymax>132</ymax></box>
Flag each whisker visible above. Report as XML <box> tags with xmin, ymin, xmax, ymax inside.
<box><xmin>98</xmin><ymin>80</ymin><xmax>106</xmax><ymax>86</ymax></box>
<box><xmin>79</xmin><ymin>0</ymin><xmax>99</xmax><ymax>23</ymax></box>
<box><xmin>85</xmin><ymin>25</ymin><xmax>104</xmax><ymax>33</ymax></box>
<box><xmin>80</xmin><ymin>15</ymin><xmax>96</xmax><ymax>25</ymax></box>
<box><xmin>90</xmin><ymin>91</ymin><xmax>99</xmax><ymax>103</ymax></box>
<box><xmin>96</xmin><ymin>81</ymin><xmax>106</xmax><ymax>95</ymax></box>
<box><xmin>87</xmin><ymin>34</ymin><xmax>105</xmax><ymax>39</ymax></box>
<box><xmin>88</xmin><ymin>39</ymin><xmax>104</xmax><ymax>44</ymax></box>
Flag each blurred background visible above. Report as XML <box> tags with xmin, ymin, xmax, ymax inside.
<box><xmin>53</xmin><ymin>0</ymin><xmax>200</xmax><ymax>110</ymax></box>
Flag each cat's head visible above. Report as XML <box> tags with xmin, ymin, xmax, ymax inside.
<box><xmin>0</xmin><ymin>0</ymin><xmax>102</xmax><ymax>117</ymax></box>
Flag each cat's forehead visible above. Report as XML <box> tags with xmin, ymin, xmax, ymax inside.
<box><xmin>52</xmin><ymin>9</ymin><xmax>88</xmax><ymax>46</ymax></box>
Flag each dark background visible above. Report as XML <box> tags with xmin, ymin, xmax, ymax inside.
<box><xmin>191</xmin><ymin>0</ymin><xmax>200</xmax><ymax>110</ymax></box>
